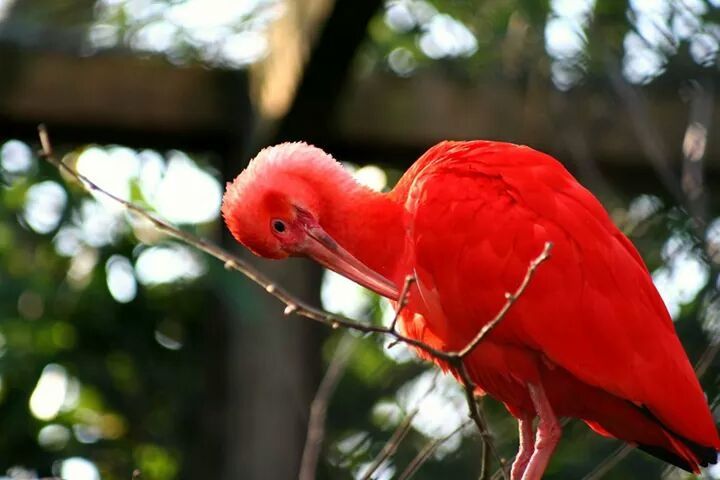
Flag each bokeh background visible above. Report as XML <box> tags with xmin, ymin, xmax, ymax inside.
<box><xmin>0</xmin><ymin>0</ymin><xmax>719</xmax><ymax>479</ymax></box>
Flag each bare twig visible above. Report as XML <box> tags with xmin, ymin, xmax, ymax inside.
<box><xmin>386</xmin><ymin>275</ymin><xmax>416</xmax><ymax>349</ymax></box>
<box><xmin>346</xmin><ymin>371</ymin><xmax>440</xmax><ymax>474</ymax></box>
<box><xmin>479</xmin><ymin>413</ymin><xmax>491</xmax><ymax>480</ymax></box>
<box><xmin>361</xmin><ymin>410</ymin><xmax>419</xmax><ymax>480</ymax></box>
<box><xmin>581</xmin><ymin>321</ymin><xmax>720</xmax><ymax>480</ymax></box>
<box><xmin>455</xmin><ymin>362</ymin><xmax>509</xmax><ymax>480</ymax></box>
<box><xmin>581</xmin><ymin>444</ymin><xmax>633</xmax><ymax>480</ymax></box>
<box><xmin>397</xmin><ymin>420</ymin><xmax>472</xmax><ymax>480</ymax></box>
<box><xmin>299</xmin><ymin>336</ymin><xmax>355</xmax><ymax>480</ymax></box>
<box><xmin>605</xmin><ymin>61</ymin><xmax>684</xmax><ymax>205</ymax></box>
<box><xmin>695</xmin><ymin>340</ymin><xmax>720</xmax><ymax>378</ymax></box>
<box><xmin>38</xmin><ymin>126</ymin><xmax>551</xmax><ymax>480</ymax></box>
<box><xmin>37</xmin><ymin>125</ymin><xmax>452</xmax><ymax>362</ymax></box>
<box><xmin>389</xmin><ymin>275</ymin><xmax>416</xmax><ymax>332</ymax></box>
<box><xmin>582</xmin><ymin>71</ymin><xmax>720</xmax><ymax>480</ymax></box>
<box><xmin>457</xmin><ymin>242</ymin><xmax>553</xmax><ymax>359</ymax></box>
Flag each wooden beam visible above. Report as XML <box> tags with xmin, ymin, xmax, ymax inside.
<box><xmin>0</xmin><ymin>45</ymin><xmax>249</xmax><ymax>151</ymax></box>
<box><xmin>334</xmin><ymin>72</ymin><xmax>720</xmax><ymax>169</ymax></box>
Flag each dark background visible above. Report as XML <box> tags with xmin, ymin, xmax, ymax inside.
<box><xmin>0</xmin><ymin>0</ymin><xmax>719</xmax><ymax>479</ymax></box>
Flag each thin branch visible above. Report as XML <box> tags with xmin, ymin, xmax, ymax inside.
<box><xmin>583</xmin><ymin>73</ymin><xmax>720</xmax><ymax>480</ymax></box>
<box><xmin>361</xmin><ymin>410</ymin><xmax>420</xmax><ymax>480</ymax></box>
<box><xmin>338</xmin><ymin>369</ymin><xmax>442</xmax><ymax>470</ymax></box>
<box><xmin>38</xmin><ymin>124</ymin><xmax>551</xmax><ymax>360</ymax></box>
<box><xmin>695</xmin><ymin>340</ymin><xmax>720</xmax><ymax>378</ymax></box>
<box><xmin>37</xmin><ymin>125</ymin><xmax>451</xmax><ymax>362</ymax></box>
<box><xmin>605</xmin><ymin>60</ymin><xmax>684</xmax><ymax>205</ymax></box>
<box><xmin>397</xmin><ymin>421</ymin><xmax>472</xmax><ymax>480</ymax></box>
<box><xmin>581</xmin><ymin>444</ymin><xmax>633</xmax><ymax>480</ymax></box>
<box><xmin>299</xmin><ymin>336</ymin><xmax>355</xmax><ymax>480</ymax></box>
<box><xmin>457</xmin><ymin>242</ymin><xmax>553</xmax><ymax>359</ymax></box>
<box><xmin>456</xmin><ymin>362</ymin><xmax>509</xmax><ymax>480</ymax></box>
<box><xmin>38</xmin><ymin>126</ymin><xmax>551</xmax><ymax>480</ymax></box>
<box><xmin>389</xmin><ymin>275</ymin><xmax>416</xmax><ymax>332</ymax></box>
<box><xmin>479</xmin><ymin>416</ymin><xmax>491</xmax><ymax>480</ymax></box>
<box><xmin>580</xmin><ymin>334</ymin><xmax>720</xmax><ymax>480</ymax></box>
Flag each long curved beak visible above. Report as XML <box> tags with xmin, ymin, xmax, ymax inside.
<box><xmin>302</xmin><ymin>224</ymin><xmax>399</xmax><ymax>300</ymax></box>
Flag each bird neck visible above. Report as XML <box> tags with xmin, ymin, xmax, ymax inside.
<box><xmin>318</xmin><ymin>183</ymin><xmax>406</xmax><ymax>283</ymax></box>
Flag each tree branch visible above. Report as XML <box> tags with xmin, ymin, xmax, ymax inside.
<box><xmin>457</xmin><ymin>242</ymin><xmax>553</xmax><ymax>359</ymax></box>
<box><xmin>38</xmin><ymin>125</ymin><xmax>551</xmax><ymax>480</ymax></box>
<box><xmin>360</xmin><ymin>410</ymin><xmax>419</xmax><ymax>480</ymax></box>
<box><xmin>299</xmin><ymin>335</ymin><xmax>355</xmax><ymax>480</ymax></box>
<box><xmin>389</xmin><ymin>275</ymin><xmax>416</xmax><ymax>332</ymax></box>
<box><xmin>397</xmin><ymin>420</ymin><xmax>472</xmax><ymax>480</ymax></box>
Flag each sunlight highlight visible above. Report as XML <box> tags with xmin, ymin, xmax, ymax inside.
<box><xmin>397</xmin><ymin>371</ymin><xmax>468</xmax><ymax>456</ymax></box>
<box><xmin>135</xmin><ymin>244</ymin><xmax>206</xmax><ymax>285</ymax></box>
<box><xmin>321</xmin><ymin>270</ymin><xmax>372</xmax><ymax>320</ymax></box>
<box><xmin>0</xmin><ymin>0</ymin><xmax>15</xmax><ymax>23</ymax></box>
<box><xmin>29</xmin><ymin>364</ymin><xmax>69</xmax><ymax>421</ymax></box>
<box><xmin>652</xmin><ymin>234</ymin><xmax>709</xmax><ymax>319</ymax></box>
<box><xmin>152</xmin><ymin>152</ymin><xmax>222</xmax><ymax>224</ymax></box>
<box><xmin>544</xmin><ymin>0</ymin><xmax>596</xmax><ymax>90</ymax></box>
<box><xmin>77</xmin><ymin>147</ymin><xmax>139</xmax><ymax>212</ymax></box>
<box><xmin>23</xmin><ymin>181</ymin><xmax>67</xmax><ymax>234</ymax></box>
<box><xmin>38</xmin><ymin>424</ymin><xmax>71</xmax><ymax>451</ymax></box>
<box><xmin>1</xmin><ymin>139</ymin><xmax>33</xmax><ymax>177</ymax></box>
<box><xmin>90</xmin><ymin>0</ymin><xmax>280</xmax><ymax>67</ymax></box>
<box><xmin>60</xmin><ymin>457</ymin><xmax>100</xmax><ymax>480</ymax></box>
<box><xmin>106</xmin><ymin>255</ymin><xmax>138</xmax><ymax>303</ymax></box>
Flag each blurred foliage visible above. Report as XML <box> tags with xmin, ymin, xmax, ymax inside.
<box><xmin>0</xmin><ymin>142</ymin><xmax>226</xmax><ymax>479</ymax></box>
<box><xmin>361</xmin><ymin>0</ymin><xmax>719</xmax><ymax>89</ymax></box>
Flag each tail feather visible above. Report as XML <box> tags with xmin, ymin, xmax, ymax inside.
<box><xmin>636</xmin><ymin>405</ymin><xmax>719</xmax><ymax>472</ymax></box>
<box><xmin>572</xmin><ymin>384</ymin><xmax>718</xmax><ymax>472</ymax></box>
<box><xmin>637</xmin><ymin>435</ymin><xmax>718</xmax><ymax>472</ymax></box>
<box><xmin>637</xmin><ymin>444</ymin><xmax>694</xmax><ymax>472</ymax></box>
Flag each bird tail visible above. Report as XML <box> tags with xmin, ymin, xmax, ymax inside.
<box><xmin>585</xmin><ymin>404</ymin><xmax>719</xmax><ymax>473</ymax></box>
<box><xmin>635</xmin><ymin>406</ymin><xmax>719</xmax><ymax>473</ymax></box>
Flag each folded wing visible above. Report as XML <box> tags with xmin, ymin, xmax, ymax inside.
<box><xmin>401</xmin><ymin>141</ymin><xmax>720</xmax><ymax>449</ymax></box>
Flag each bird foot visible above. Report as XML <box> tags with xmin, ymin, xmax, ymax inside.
<box><xmin>511</xmin><ymin>416</ymin><xmax>535</xmax><ymax>480</ymax></box>
<box><xmin>521</xmin><ymin>383</ymin><xmax>562</xmax><ymax>480</ymax></box>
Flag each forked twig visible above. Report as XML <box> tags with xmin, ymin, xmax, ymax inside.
<box><xmin>457</xmin><ymin>243</ymin><xmax>553</xmax><ymax>359</ymax></box>
<box><xmin>389</xmin><ymin>275</ymin><xmax>416</xmax><ymax>332</ymax></box>
<box><xmin>38</xmin><ymin>125</ymin><xmax>552</xmax><ymax>480</ymax></box>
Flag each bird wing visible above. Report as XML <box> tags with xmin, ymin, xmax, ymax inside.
<box><xmin>401</xmin><ymin>141</ymin><xmax>719</xmax><ymax>448</ymax></box>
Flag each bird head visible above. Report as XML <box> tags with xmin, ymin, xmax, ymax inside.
<box><xmin>222</xmin><ymin>142</ymin><xmax>399</xmax><ymax>299</ymax></box>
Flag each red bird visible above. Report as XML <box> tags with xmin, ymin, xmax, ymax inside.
<box><xmin>221</xmin><ymin>141</ymin><xmax>720</xmax><ymax>479</ymax></box>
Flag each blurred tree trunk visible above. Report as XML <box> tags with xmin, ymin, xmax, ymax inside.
<box><xmin>224</xmin><ymin>258</ymin><xmax>324</xmax><ymax>480</ymax></box>
<box><xmin>216</xmin><ymin>114</ymin><xmax>325</xmax><ymax>478</ymax></box>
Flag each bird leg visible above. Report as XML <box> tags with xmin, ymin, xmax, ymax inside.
<box><xmin>510</xmin><ymin>415</ymin><xmax>535</xmax><ymax>480</ymax></box>
<box><xmin>522</xmin><ymin>382</ymin><xmax>561</xmax><ymax>480</ymax></box>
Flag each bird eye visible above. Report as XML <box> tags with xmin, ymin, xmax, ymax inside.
<box><xmin>271</xmin><ymin>219</ymin><xmax>287</xmax><ymax>233</ymax></box>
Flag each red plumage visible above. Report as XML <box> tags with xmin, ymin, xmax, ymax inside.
<box><xmin>393</xmin><ymin>141</ymin><xmax>719</xmax><ymax>470</ymax></box>
<box><xmin>222</xmin><ymin>140</ymin><xmax>720</xmax><ymax>477</ymax></box>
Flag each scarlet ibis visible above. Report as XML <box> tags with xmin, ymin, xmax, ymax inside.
<box><xmin>221</xmin><ymin>141</ymin><xmax>720</xmax><ymax>478</ymax></box>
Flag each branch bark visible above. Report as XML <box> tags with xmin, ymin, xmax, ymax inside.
<box><xmin>38</xmin><ymin>125</ymin><xmax>552</xmax><ymax>480</ymax></box>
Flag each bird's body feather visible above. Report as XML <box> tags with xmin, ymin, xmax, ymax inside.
<box><xmin>391</xmin><ymin>141</ymin><xmax>719</xmax><ymax>469</ymax></box>
<box><xmin>223</xmin><ymin>139</ymin><xmax>720</xmax><ymax>475</ymax></box>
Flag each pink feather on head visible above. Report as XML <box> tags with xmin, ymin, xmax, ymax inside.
<box><xmin>221</xmin><ymin>142</ymin><xmax>353</xmax><ymax>259</ymax></box>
